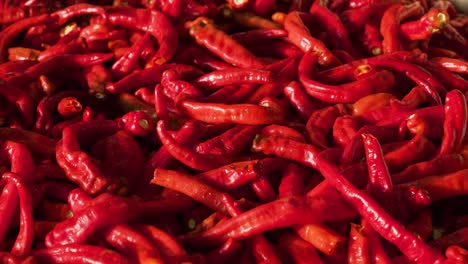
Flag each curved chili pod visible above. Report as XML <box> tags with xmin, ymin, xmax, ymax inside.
<box><xmin>298</xmin><ymin>53</ymin><xmax>395</xmax><ymax>103</ymax></box>
<box><xmin>438</xmin><ymin>89</ymin><xmax>467</xmax><ymax>156</ymax></box>
<box><xmin>34</xmin><ymin>245</ymin><xmax>129</xmax><ymax>264</ymax></box>
<box><xmin>107</xmin><ymin>7</ymin><xmax>178</xmax><ymax>65</ymax></box>
<box><xmin>284</xmin><ymin>11</ymin><xmax>336</xmax><ymax>66</ymax></box>
<box><xmin>51</xmin><ymin>3</ymin><xmax>107</xmax><ymax>25</ymax></box>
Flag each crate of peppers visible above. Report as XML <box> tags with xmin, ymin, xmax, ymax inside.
<box><xmin>0</xmin><ymin>0</ymin><xmax>467</xmax><ymax>263</ymax></box>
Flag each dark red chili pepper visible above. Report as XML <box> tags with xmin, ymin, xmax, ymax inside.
<box><xmin>3</xmin><ymin>172</ymin><xmax>34</xmax><ymax>258</ymax></box>
<box><xmin>51</xmin><ymin>3</ymin><xmax>106</xmax><ymax>25</ymax></box>
<box><xmin>104</xmin><ymin>224</ymin><xmax>163</xmax><ymax>263</ymax></box>
<box><xmin>405</xmin><ymin>208</ymin><xmax>433</xmax><ymax>241</ymax></box>
<box><xmin>157</xmin><ymin>121</ymin><xmax>230</xmax><ymax>171</ymax></box>
<box><xmin>283</xmin><ymin>81</ymin><xmax>317</xmax><ymax>121</ymax></box>
<box><xmin>119</xmin><ymin>110</ymin><xmax>155</xmax><ymax>137</ymax></box>
<box><xmin>0</xmin><ymin>14</ymin><xmax>53</xmax><ymax>63</ymax></box>
<box><xmin>0</xmin><ymin>181</ymin><xmax>18</xmax><ymax>250</ymax></box>
<box><xmin>430</xmin><ymin>227</ymin><xmax>468</xmax><ymax>252</ymax></box>
<box><xmin>176</xmin><ymin>96</ymin><xmax>284</xmax><ymax>125</ymax></box>
<box><xmin>194</xmin><ymin>68</ymin><xmax>271</xmax><ymax>92</ymax></box>
<box><xmin>284</xmin><ymin>11</ymin><xmax>336</xmax><ymax>66</ymax></box>
<box><xmin>187</xmin><ymin>17</ymin><xmax>267</xmax><ymax>69</ymax></box>
<box><xmin>34</xmin><ymin>245</ymin><xmax>129</xmax><ymax>264</ymax></box>
<box><xmin>306</xmin><ymin>105</ymin><xmax>344</xmax><ymax>149</ymax></box>
<box><xmin>56</xmin><ymin>120</ymin><xmax>121</xmax><ymax>195</ymax></box>
<box><xmin>293</xmin><ymin>223</ymin><xmax>346</xmax><ymax>256</ymax></box>
<box><xmin>438</xmin><ymin>89</ymin><xmax>467</xmax><ymax>156</ymax></box>
<box><xmin>114</xmin><ymin>93</ymin><xmax>156</xmax><ymax>119</ymax></box>
<box><xmin>247</xmin><ymin>235</ymin><xmax>282</xmax><ymax>264</ymax></box>
<box><xmin>391</xmin><ymin>153</ymin><xmax>466</xmax><ymax>184</ymax></box>
<box><xmin>380</xmin><ymin>2</ymin><xmax>424</xmax><ymax>53</ymax></box>
<box><xmin>397</xmin><ymin>168</ymin><xmax>468</xmax><ymax>201</ymax></box>
<box><xmin>152</xmin><ymin>168</ymin><xmax>232</xmax><ymax>215</ymax></box>
<box><xmin>362</xmin><ymin>134</ymin><xmax>394</xmax><ymax>212</ymax></box>
<box><xmin>278</xmin><ymin>163</ymin><xmax>305</xmax><ymax>198</ymax></box>
<box><xmin>0</xmin><ymin>81</ymin><xmax>34</xmax><ymax>128</ymax></box>
<box><xmin>161</xmin><ymin>69</ymin><xmax>205</xmax><ymax>101</ymax></box>
<box><xmin>361</xmin><ymin>22</ymin><xmax>383</xmax><ymax>56</ymax></box>
<box><xmin>1</xmin><ymin>141</ymin><xmax>34</xmax><ymax>184</ymax></box>
<box><xmin>35</xmin><ymin>90</ymin><xmax>88</xmax><ymax>134</ymax></box>
<box><xmin>309</xmin><ymin>0</ymin><xmax>358</xmax><ymax>57</ymax></box>
<box><xmin>251</xmin><ymin>136</ymin><xmax>445</xmax><ymax>263</ymax></box>
<box><xmin>205</xmin><ymin>238</ymin><xmax>240</xmax><ymax>263</ymax></box>
<box><xmin>7</xmin><ymin>53</ymin><xmax>114</xmax><ymax>85</ymax></box>
<box><xmin>0</xmin><ymin>128</ymin><xmax>57</xmax><ymax>159</ymax></box>
<box><xmin>360</xmin><ymin>219</ymin><xmax>391</xmax><ymax>264</ymax></box>
<box><xmin>348</xmin><ymin>223</ymin><xmax>371</xmax><ymax>264</ymax></box>
<box><xmin>195</xmin><ymin>125</ymin><xmax>260</xmax><ymax>156</ymax></box>
<box><xmin>38</xmin><ymin>40</ymin><xmax>83</xmax><ymax>62</ymax></box>
<box><xmin>107</xmin><ymin>7</ymin><xmax>178</xmax><ymax>65</ymax></box>
<box><xmin>333</xmin><ymin>115</ymin><xmax>363</xmax><ymax>148</ymax></box>
<box><xmin>367</xmin><ymin>57</ymin><xmax>444</xmax><ymax>105</ymax></box>
<box><xmin>111</xmin><ymin>33</ymin><xmax>149</xmax><ymax>79</ymax></box>
<box><xmin>391</xmin><ymin>86</ymin><xmax>428</xmax><ymax>110</ymax></box>
<box><xmin>399</xmin><ymin>8</ymin><xmax>449</xmax><ymax>41</ymax></box>
<box><xmin>341</xmin><ymin>3</ymin><xmax>393</xmax><ymax>33</ymax></box>
<box><xmin>431</xmin><ymin>57</ymin><xmax>468</xmax><ymax>74</ymax></box>
<box><xmin>180</xmin><ymin>195</ymin><xmax>356</xmax><ymax>247</ymax></box>
<box><xmin>57</xmin><ymin>97</ymin><xmax>83</xmax><ymax>118</ymax></box>
<box><xmin>134</xmin><ymin>224</ymin><xmax>190</xmax><ymax>263</ymax></box>
<box><xmin>299</xmin><ymin>53</ymin><xmax>395</xmax><ymax>103</ymax></box>
<box><xmin>230</xmin><ymin>29</ymin><xmax>288</xmax><ymax>44</ymax></box>
<box><xmin>278</xmin><ymin>232</ymin><xmax>324</xmax><ymax>264</ymax></box>
<box><xmin>45</xmin><ymin>192</ymin><xmax>139</xmax><ymax>247</ymax></box>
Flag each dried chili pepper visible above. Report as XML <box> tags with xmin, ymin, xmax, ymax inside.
<box><xmin>438</xmin><ymin>89</ymin><xmax>467</xmax><ymax>156</ymax></box>
<box><xmin>34</xmin><ymin>245</ymin><xmax>129</xmax><ymax>264</ymax></box>
<box><xmin>119</xmin><ymin>110</ymin><xmax>155</xmax><ymax>137</ymax></box>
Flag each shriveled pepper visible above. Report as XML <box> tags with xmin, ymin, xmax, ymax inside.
<box><xmin>34</xmin><ymin>245</ymin><xmax>129</xmax><ymax>264</ymax></box>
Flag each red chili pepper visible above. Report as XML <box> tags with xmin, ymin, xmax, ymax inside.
<box><xmin>399</xmin><ymin>8</ymin><xmax>449</xmax><ymax>41</ymax></box>
<box><xmin>260</xmin><ymin>124</ymin><xmax>305</xmax><ymax>143</ymax></box>
<box><xmin>362</xmin><ymin>134</ymin><xmax>393</xmax><ymax>207</ymax></box>
<box><xmin>333</xmin><ymin>115</ymin><xmax>363</xmax><ymax>148</ymax></box>
<box><xmin>348</xmin><ymin>223</ymin><xmax>371</xmax><ymax>264</ymax></box>
<box><xmin>361</xmin><ymin>219</ymin><xmax>391</xmax><ymax>264</ymax></box>
<box><xmin>431</xmin><ymin>57</ymin><xmax>468</xmax><ymax>74</ymax></box>
<box><xmin>405</xmin><ymin>208</ymin><xmax>433</xmax><ymax>241</ymax></box>
<box><xmin>283</xmin><ymin>81</ymin><xmax>317</xmax><ymax>121</ymax></box>
<box><xmin>194</xmin><ymin>68</ymin><xmax>272</xmax><ymax>92</ymax></box>
<box><xmin>38</xmin><ymin>40</ymin><xmax>83</xmax><ymax>62</ymax></box>
<box><xmin>306</xmin><ymin>105</ymin><xmax>344</xmax><ymax>149</ymax></box>
<box><xmin>104</xmin><ymin>224</ymin><xmax>163</xmax><ymax>263</ymax></box>
<box><xmin>7</xmin><ymin>53</ymin><xmax>114</xmax><ymax>85</ymax></box>
<box><xmin>397</xmin><ymin>168</ymin><xmax>468</xmax><ymax>201</ymax></box>
<box><xmin>56</xmin><ymin>97</ymin><xmax>83</xmax><ymax>118</ymax></box>
<box><xmin>391</xmin><ymin>153</ymin><xmax>466</xmax><ymax>184</ymax></box>
<box><xmin>278</xmin><ymin>163</ymin><xmax>305</xmax><ymax>198</ymax></box>
<box><xmin>445</xmin><ymin>245</ymin><xmax>468</xmax><ymax>264</ymax></box>
<box><xmin>309</xmin><ymin>0</ymin><xmax>358</xmax><ymax>57</ymax></box>
<box><xmin>34</xmin><ymin>245</ymin><xmax>129</xmax><ymax>264</ymax></box>
<box><xmin>107</xmin><ymin>7</ymin><xmax>178</xmax><ymax>65</ymax></box>
<box><xmin>180</xmin><ymin>195</ymin><xmax>356</xmax><ymax>247</ymax></box>
<box><xmin>0</xmin><ymin>181</ymin><xmax>18</xmax><ymax>250</ymax></box>
<box><xmin>430</xmin><ymin>227</ymin><xmax>468</xmax><ymax>252</ymax></box>
<box><xmin>0</xmin><ymin>81</ymin><xmax>34</xmax><ymax>128</ymax></box>
<box><xmin>205</xmin><ymin>238</ymin><xmax>241</xmax><ymax>263</ymax></box>
<box><xmin>7</xmin><ymin>47</ymin><xmax>39</xmax><ymax>61</ymax></box>
<box><xmin>293</xmin><ymin>223</ymin><xmax>346</xmax><ymax>256</ymax></box>
<box><xmin>438</xmin><ymin>89</ymin><xmax>467</xmax><ymax>156</ymax></box>
<box><xmin>230</xmin><ymin>10</ymin><xmax>280</xmax><ymax>30</ymax></box>
<box><xmin>195</xmin><ymin>125</ymin><xmax>260</xmax><ymax>156</ymax></box>
<box><xmin>278</xmin><ymin>233</ymin><xmax>325</xmax><ymax>264</ymax></box>
<box><xmin>361</xmin><ymin>22</ymin><xmax>383</xmax><ymax>56</ymax></box>
<box><xmin>119</xmin><ymin>110</ymin><xmax>155</xmax><ymax>137</ymax></box>
<box><xmin>187</xmin><ymin>17</ymin><xmax>267</xmax><ymax>69</ymax></box>
<box><xmin>0</xmin><ymin>14</ymin><xmax>54</xmax><ymax>63</ymax></box>
<box><xmin>114</xmin><ymin>93</ymin><xmax>156</xmax><ymax>119</ymax></box>
<box><xmin>45</xmin><ymin>192</ymin><xmax>139</xmax><ymax>247</ymax></box>
<box><xmin>156</xmin><ymin>121</ymin><xmax>230</xmax><ymax>171</ymax></box>
<box><xmin>52</xmin><ymin>3</ymin><xmax>106</xmax><ymax>25</ymax></box>
<box><xmin>299</xmin><ymin>53</ymin><xmax>395</xmax><ymax>103</ymax></box>
<box><xmin>56</xmin><ymin>120</ymin><xmax>121</xmax><ymax>195</ymax></box>
<box><xmin>134</xmin><ymin>224</ymin><xmax>190</xmax><ymax>263</ymax></box>
<box><xmin>110</xmin><ymin>33</ymin><xmax>149</xmax><ymax>79</ymax></box>
<box><xmin>380</xmin><ymin>2</ymin><xmax>424</xmax><ymax>53</ymax></box>
<box><xmin>252</xmin><ymin>136</ymin><xmax>445</xmax><ymax>263</ymax></box>
<box><xmin>0</xmin><ymin>128</ymin><xmax>57</xmax><ymax>159</ymax></box>
<box><xmin>1</xmin><ymin>141</ymin><xmax>34</xmax><ymax>184</ymax></box>
<box><xmin>230</xmin><ymin>29</ymin><xmax>288</xmax><ymax>45</ymax></box>
<box><xmin>176</xmin><ymin>96</ymin><xmax>284</xmax><ymax>125</ymax></box>
<box><xmin>161</xmin><ymin>69</ymin><xmax>205</xmax><ymax>101</ymax></box>
<box><xmin>2</xmin><ymin>172</ymin><xmax>34</xmax><ymax>258</ymax></box>
<box><xmin>284</xmin><ymin>11</ymin><xmax>336</xmax><ymax>66</ymax></box>
<box><xmin>246</xmin><ymin>235</ymin><xmax>282</xmax><ymax>264</ymax></box>
<box><xmin>38</xmin><ymin>201</ymin><xmax>71</xmax><ymax>222</ymax></box>
<box><xmin>152</xmin><ymin>168</ymin><xmax>233</xmax><ymax>215</ymax></box>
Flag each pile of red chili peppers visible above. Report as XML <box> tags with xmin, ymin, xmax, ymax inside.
<box><xmin>0</xmin><ymin>0</ymin><xmax>467</xmax><ymax>263</ymax></box>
